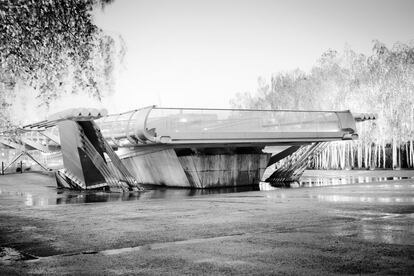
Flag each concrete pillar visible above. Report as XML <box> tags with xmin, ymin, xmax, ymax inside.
<box><xmin>57</xmin><ymin>120</ymin><xmax>106</xmax><ymax>188</ymax></box>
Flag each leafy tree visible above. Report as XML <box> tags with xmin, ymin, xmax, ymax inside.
<box><xmin>0</xmin><ymin>0</ymin><xmax>123</xmax><ymax>113</ymax></box>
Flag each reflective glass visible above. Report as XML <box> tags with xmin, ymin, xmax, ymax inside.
<box><xmin>147</xmin><ymin>108</ymin><xmax>341</xmax><ymax>136</ymax></box>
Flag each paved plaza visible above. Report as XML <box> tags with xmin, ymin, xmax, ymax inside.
<box><xmin>0</xmin><ymin>171</ymin><xmax>413</xmax><ymax>275</ymax></box>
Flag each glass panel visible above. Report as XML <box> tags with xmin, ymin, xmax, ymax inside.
<box><xmin>98</xmin><ymin>110</ymin><xmax>138</xmax><ymax>139</ymax></box>
<box><xmin>147</xmin><ymin>108</ymin><xmax>341</xmax><ymax>137</ymax></box>
<box><xmin>96</xmin><ymin>107</ymin><xmax>345</xmax><ymax>144</ymax></box>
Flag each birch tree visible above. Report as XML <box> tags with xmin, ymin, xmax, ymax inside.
<box><xmin>231</xmin><ymin>40</ymin><xmax>414</xmax><ymax>169</ymax></box>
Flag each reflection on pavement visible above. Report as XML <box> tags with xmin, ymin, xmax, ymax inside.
<box><xmin>0</xmin><ymin>173</ymin><xmax>413</xmax><ymax>208</ymax></box>
<box><xmin>326</xmin><ymin>210</ymin><xmax>414</xmax><ymax>245</ymax></box>
<box><xmin>314</xmin><ymin>194</ymin><xmax>414</xmax><ymax>203</ymax></box>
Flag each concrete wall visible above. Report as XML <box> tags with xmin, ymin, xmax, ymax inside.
<box><xmin>178</xmin><ymin>154</ymin><xmax>269</xmax><ymax>188</ymax></box>
<box><xmin>118</xmin><ymin>147</ymin><xmax>270</xmax><ymax>188</ymax></box>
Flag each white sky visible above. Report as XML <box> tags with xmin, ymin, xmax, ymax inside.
<box><xmin>93</xmin><ymin>0</ymin><xmax>414</xmax><ymax>113</ymax></box>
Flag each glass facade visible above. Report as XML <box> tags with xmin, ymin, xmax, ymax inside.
<box><xmin>96</xmin><ymin>106</ymin><xmax>355</xmax><ymax>145</ymax></box>
<box><xmin>147</xmin><ymin>108</ymin><xmax>341</xmax><ymax>135</ymax></box>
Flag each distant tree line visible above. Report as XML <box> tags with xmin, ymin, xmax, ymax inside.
<box><xmin>231</xmin><ymin>40</ymin><xmax>414</xmax><ymax>169</ymax></box>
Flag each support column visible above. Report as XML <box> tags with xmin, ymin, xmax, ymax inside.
<box><xmin>56</xmin><ymin>119</ymin><xmax>142</xmax><ymax>192</ymax></box>
<box><xmin>264</xmin><ymin>142</ymin><xmax>329</xmax><ymax>184</ymax></box>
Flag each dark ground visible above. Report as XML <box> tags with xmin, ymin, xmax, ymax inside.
<box><xmin>0</xmin><ymin>170</ymin><xmax>413</xmax><ymax>275</ymax></box>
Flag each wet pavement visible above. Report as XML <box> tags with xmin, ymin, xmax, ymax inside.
<box><xmin>2</xmin><ymin>170</ymin><xmax>413</xmax><ymax>207</ymax></box>
<box><xmin>0</xmin><ymin>170</ymin><xmax>413</xmax><ymax>275</ymax></box>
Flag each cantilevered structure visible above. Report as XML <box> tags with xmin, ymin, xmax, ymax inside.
<box><xmin>18</xmin><ymin>106</ymin><xmax>376</xmax><ymax>191</ymax></box>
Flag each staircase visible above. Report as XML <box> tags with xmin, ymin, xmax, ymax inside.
<box><xmin>264</xmin><ymin>142</ymin><xmax>329</xmax><ymax>184</ymax></box>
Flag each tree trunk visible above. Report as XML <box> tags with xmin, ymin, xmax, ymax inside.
<box><xmin>372</xmin><ymin>143</ymin><xmax>377</xmax><ymax>169</ymax></box>
<box><xmin>350</xmin><ymin>142</ymin><xmax>355</xmax><ymax>169</ymax></box>
<box><xmin>378</xmin><ymin>143</ymin><xmax>381</xmax><ymax>168</ymax></box>
<box><xmin>358</xmin><ymin>143</ymin><xmax>362</xmax><ymax>169</ymax></box>
<box><xmin>347</xmin><ymin>143</ymin><xmax>350</xmax><ymax>168</ymax></box>
<box><xmin>406</xmin><ymin>142</ymin><xmax>409</xmax><ymax>168</ymax></box>
<box><xmin>368</xmin><ymin>144</ymin><xmax>372</xmax><ymax>170</ymax></box>
<box><xmin>392</xmin><ymin>139</ymin><xmax>397</xmax><ymax>169</ymax></box>
<box><xmin>398</xmin><ymin>144</ymin><xmax>402</xmax><ymax>169</ymax></box>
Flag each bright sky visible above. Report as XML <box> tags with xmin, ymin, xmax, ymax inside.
<box><xmin>93</xmin><ymin>0</ymin><xmax>414</xmax><ymax>112</ymax></box>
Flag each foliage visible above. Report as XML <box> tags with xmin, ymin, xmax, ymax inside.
<box><xmin>231</xmin><ymin>40</ymin><xmax>414</xmax><ymax>144</ymax></box>
<box><xmin>231</xmin><ymin>40</ymin><xmax>414</xmax><ymax>168</ymax></box>
<box><xmin>0</xmin><ymin>0</ymin><xmax>123</xmax><ymax>110</ymax></box>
